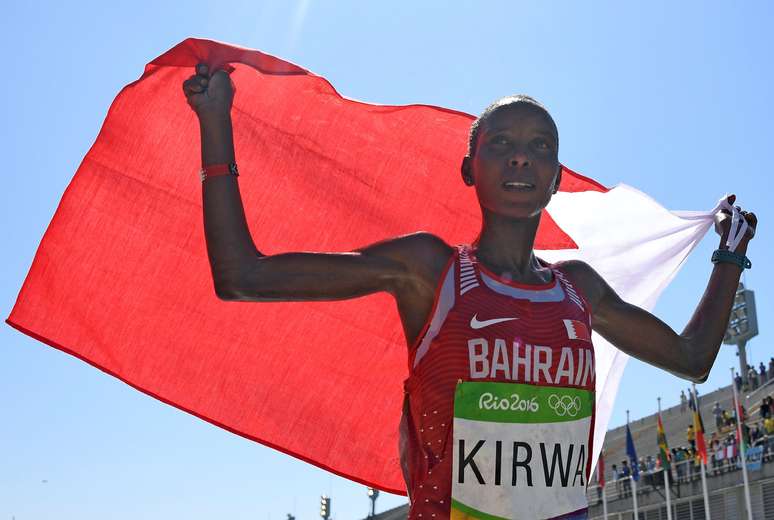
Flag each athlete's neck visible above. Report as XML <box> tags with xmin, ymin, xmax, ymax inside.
<box><xmin>475</xmin><ymin>209</ymin><xmax>550</xmax><ymax>284</ymax></box>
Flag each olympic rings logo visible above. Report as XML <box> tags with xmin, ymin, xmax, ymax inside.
<box><xmin>547</xmin><ymin>394</ymin><xmax>582</xmax><ymax>417</ymax></box>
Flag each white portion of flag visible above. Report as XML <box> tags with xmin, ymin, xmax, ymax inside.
<box><xmin>539</xmin><ymin>184</ymin><xmax>718</xmax><ymax>476</ymax></box>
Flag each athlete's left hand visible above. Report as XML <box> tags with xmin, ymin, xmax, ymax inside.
<box><xmin>714</xmin><ymin>194</ymin><xmax>757</xmax><ymax>251</ymax></box>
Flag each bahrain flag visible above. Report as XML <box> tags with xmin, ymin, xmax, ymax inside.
<box><xmin>7</xmin><ymin>38</ymin><xmax>720</xmax><ymax>493</ymax></box>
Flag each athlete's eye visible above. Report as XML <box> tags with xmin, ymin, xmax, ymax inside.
<box><xmin>490</xmin><ymin>135</ymin><xmax>510</xmax><ymax>146</ymax></box>
<box><xmin>532</xmin><ymin>138</ymin><xmax>550</xmax><ymax>150</ymax></box>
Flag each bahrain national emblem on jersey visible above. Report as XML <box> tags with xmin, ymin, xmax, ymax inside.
<box><xmin>563</xmin><ymin>319</ymin><xmax>591</xmax><ymax>342</ymax></box>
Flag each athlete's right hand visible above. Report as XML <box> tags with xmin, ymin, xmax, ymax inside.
<box><xmin>183</xmin><ymin>63</ymin><xmax>234</xmax><ymax>120</ymax></box>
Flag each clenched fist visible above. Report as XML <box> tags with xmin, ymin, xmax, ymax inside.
<box><xmin>714</xmin><ymin>194</ymin><xmax>757</xmax><ymax>252</ymax></box>
<box><xmin>182</xmin><ymin>63</ymin><xmax>234</xmax><ymax>121</ymax></box>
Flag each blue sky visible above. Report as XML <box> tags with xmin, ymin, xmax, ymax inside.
<box><xmin>2</xmin><ymin>1</ymin><xmax>772</xmax><ymax>519</ymax></box>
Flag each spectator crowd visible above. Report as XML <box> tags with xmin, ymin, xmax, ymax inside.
<box><xmin>599</xmin><ymin>357</ymin><xmax>774</xmax><ymax>504</ymax></box>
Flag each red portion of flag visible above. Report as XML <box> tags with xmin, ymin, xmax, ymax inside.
<box><xmin>695</xmin><ymin>420</ymin><xmax>707</xmax><ymax>465</ymax></box>
<box><xmin>657</xmin><ymin>413</ymin><xmax>671</xmax><ymax>470</ymax></box>
<box><xmin>6</xmin><ymin>38</ymin><xmax>607</xmax><ymax>493</ymax></box>
<box><xmin>734</xmin><ymin>398</ymin><xmax>747</xmax><ymax>451</ymax></box>
<box><xmin>689</xmin><ymin>392</ymin><xmax>708</xmax><ymax>465</ymax></box>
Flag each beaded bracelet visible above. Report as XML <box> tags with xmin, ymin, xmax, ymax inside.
<box><xmin>711</xmin><ymin>249</ymin><xmax>752</xmax><ymax>270</ymax></box>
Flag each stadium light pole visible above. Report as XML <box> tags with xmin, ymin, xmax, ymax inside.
<box><xmin>320</xmin><ymin>495</ymin><xmax>331</xmax><ymax>520</ymax></box>
<box><xmin>367</xmin><ymin>487</ymin><xmax>380</xmax><ymax>517</ymax></box>
<box><xmin>722</xmin><ymin>283</ymin><xmax>758</xmax><ymax>386</ymax></box>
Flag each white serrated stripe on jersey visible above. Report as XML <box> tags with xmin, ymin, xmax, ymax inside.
<box><xmin>413</xmin><ymin>265</ymin><xmax>456</xmax><ymax>368</ymax></box>
<box><xmin>461</xmin><ymin>279</ymin><xmax>478</xmax><ymax>290</ymax></box>
<box><xmin>479</xmin><ymin>271</ymin><xmax>566</xmax><ymax>302</ymax></box>
<box><xmin>554</xmin><ymin>270</ymin><xmax>585</xmax><ymax>312</ymax></box>
<box><xmin>460</xmin><ymin>284</ymin><xmax>478</xmax><ymax>295</ymax></box>
<box><xmin>461</xmin><ymin>284</ymin><xmax>477</xmax><ymax>293</ymax></box>
<box><xmin>459</xmin><ymin>249</ymin><xmax>480</xmax><ymax>294</ymax></box>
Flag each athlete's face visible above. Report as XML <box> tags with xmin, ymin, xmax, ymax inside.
<box><xmin>463</xmin><ymin>104</ymin><xmax>561</xmax><ymax>219</ymax></box>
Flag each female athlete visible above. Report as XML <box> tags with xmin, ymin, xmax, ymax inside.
<box><xmin>183</xmin><ymin>64</ymin><xmax>756</xmax><ymax>519</ymax></box>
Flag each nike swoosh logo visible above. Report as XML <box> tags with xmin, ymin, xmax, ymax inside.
<box><xmin>470</xmin><ymin>314</ymin><xmax>519</xmax><ymax>329</ymax></box>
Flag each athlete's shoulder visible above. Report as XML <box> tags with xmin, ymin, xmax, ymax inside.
<box><xmin>394</xmin><ymin>231</ymin><xmax>452</xmax><ymax>248</ymax></box>
<box><xmin>550</xmin><ymin>259</ymin><xmax>607</xmax><ymax>312</ymax></box>
<box><xmin>359</xmin><ymin>231</ymin><xmax>454</xmax><ymax>276</ymax></box>
<box><xmin>551</xmin><ymin>259</ymin><xmax>598</xmax><ymax>278</ymax></box>
<box><xmin>369</xmin><ymin>231</ymin><xmax>452</xmax><ymax>257</ymax></box>
<box><xmin>392</xmin><ymin>232</ymin><xmax>455</xmax><ymax>274</ymax></box>
<box><xmin>358</xmin><ymin>232</ymin><xmax>454</xmax><ymax>309</ymax></box>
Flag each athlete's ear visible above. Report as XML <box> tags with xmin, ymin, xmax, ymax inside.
<box><xmin>461</xmin><ymin>156</ymin><xmax>474</xmax><ymax>186</ymax></box>
<box><xmin>551</xmin><ymin>164</ymin><xmax>563</xmax><ymax>194</ymax></box>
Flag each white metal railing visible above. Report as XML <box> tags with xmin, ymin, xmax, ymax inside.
<box><xmin>586</xmin><ymin>439</ymin><xmax>773</xmax><ymax>506</ymax></box>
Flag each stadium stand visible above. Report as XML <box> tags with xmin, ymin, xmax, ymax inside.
<box><xmin>362</xmin><ymin>379</ymin><xmax>774</xmax><ymax>519</ymax></box>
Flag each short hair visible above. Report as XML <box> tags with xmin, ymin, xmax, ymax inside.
<box><xmin>467</xmin><ymin>95</ymin><xmax>558</xmax><ymax>156</ymax></box>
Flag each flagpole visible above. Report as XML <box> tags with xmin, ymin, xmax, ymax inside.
<box><xmin>658</xmin><ymin>398</ymin><xmax>673</xmax><ymax>520</ymax></box>
<box><xmin>730</xmin><ymin>367</ymin><xmax>753</xmax><ymax>520</ymax></box>
<box><xmin>691</xmin><ymin>384</ymin><xmax>711</xmax><ymax>520</ymax></box>
<box><xmin>627</xmin><ymin>410</ymin><xmax>638</xmax><ymax>517</ymax></box>
<box><xmin>599</xmin><ymin>450</ymin><xmax>608</xmax><ymax>520</ymax></box>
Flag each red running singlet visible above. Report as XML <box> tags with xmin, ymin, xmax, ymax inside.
<box><xmin>400</xmin><ymin>245</ymin><xmax>596</xmax><ymax>520</ymax></box>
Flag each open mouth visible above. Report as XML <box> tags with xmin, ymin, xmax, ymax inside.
<box><xmin>501</xmin><ymin>181</ymin><xmax>535</xmax><ymax>192</ymax></box>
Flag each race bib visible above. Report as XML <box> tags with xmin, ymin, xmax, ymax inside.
<box><xmin>451</xmin><ymin>381</ymin><xmax>593</xmax><ymax>520</ymax></box>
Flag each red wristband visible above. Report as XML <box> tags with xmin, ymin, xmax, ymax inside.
<box><xmin>200</xmin><ymin>162</ymin><xmax>239</xmax><ymax>182</ymax></box>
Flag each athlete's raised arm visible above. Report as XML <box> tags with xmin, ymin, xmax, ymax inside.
<box><xmin>560</xmin><ymin>202</ymin><xmax>757</xmax><ymax>382</ymax></box>
<box><xmin>183</xmin><ymin>64</ymin><xmax>452</xmax><ymax>339</ymax></box>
